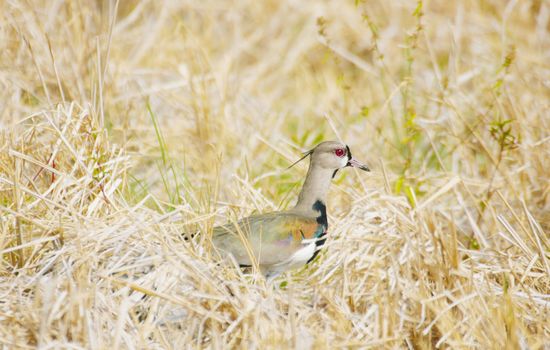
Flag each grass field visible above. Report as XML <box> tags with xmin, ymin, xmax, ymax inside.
<box><xmin>1</xmin><ymin>0</ymin><xmax>549</xmax><ymax>348</ymax></box>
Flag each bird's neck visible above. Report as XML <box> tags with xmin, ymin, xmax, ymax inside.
<box><xmin>292</xmin><ymin>163</ymin><xmax>333</xmax><ymax>217</ymax></box>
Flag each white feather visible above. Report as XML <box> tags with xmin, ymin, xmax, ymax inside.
<box><xmin>273</xmin><ymin>241</ymin><xmax>316</xmax><ymax>271</ymax></box>
<box><xmin>289</xmin><ymin>242</ymin><xmax>316</xmax><ymax>264</ymax></box>
<box><xmin>266</xmin><ymin>235</ymin><xmax>326</xmax><ymax>279</ymax></box>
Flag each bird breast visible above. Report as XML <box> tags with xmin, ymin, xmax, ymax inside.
<box><xmin>274</xmin><ymin>235</ymin><xmax>324</xmax><ymax>270</ymax></box>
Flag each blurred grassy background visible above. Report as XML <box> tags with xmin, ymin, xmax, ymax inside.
<box><xmin>0</xmin><ymin>0</ymin><xmax>548</xmax><ymax>348</ymax></box>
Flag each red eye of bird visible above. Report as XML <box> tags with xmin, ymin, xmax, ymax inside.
<box><xmin>334</xmin><ymin>148</ymin><xmax>345</xmax><ymax>157</ymax></box>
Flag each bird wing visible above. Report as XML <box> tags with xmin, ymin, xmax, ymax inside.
<box><xmin>212</xmin><ymin>212</ymin><xmax>325</xmax><ymax>266</ymax></box>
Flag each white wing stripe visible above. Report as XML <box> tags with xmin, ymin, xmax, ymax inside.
<box><xmin>300</xmin><ymin>232</ymin><xmax>327</xmax><ymax>245</ymax></box>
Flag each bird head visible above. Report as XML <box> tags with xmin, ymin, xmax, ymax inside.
<box><xmin>289</xmin><ymin>141</ymin><xmax>370</xmax><ymax>175</ymax></box>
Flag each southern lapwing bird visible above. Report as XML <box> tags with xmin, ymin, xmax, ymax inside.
<box><xmin>211</xmin><ymin>141</ymin><xmax>370</xmax><ymax>279</ymax></box>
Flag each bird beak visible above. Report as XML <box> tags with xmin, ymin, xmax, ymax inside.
<box><xmin>347</xmin><ymin>158</ymin><xmax>370</xmax><ymax>172</ymax></box>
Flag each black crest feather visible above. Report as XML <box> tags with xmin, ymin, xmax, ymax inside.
<box><xmin>286</xmin><ymin>149</ymin><xmax>313</xmax><ymax>170</ymax></box>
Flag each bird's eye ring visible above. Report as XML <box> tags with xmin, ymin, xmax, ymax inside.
<box><xmin>334</xmin><ymin>148</ymin><xmax>346</xmax><ymax>157</ymax></box>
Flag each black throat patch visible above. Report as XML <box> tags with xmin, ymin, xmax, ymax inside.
<box><xmin>308</xmin><ymin>200</ymin><xmax>328</xmax><ymax>263</ymax></box>
<box><xmin>312</xmin><ymin>200</ymin><xmax>327</xmax><ymax>227</ymax></box>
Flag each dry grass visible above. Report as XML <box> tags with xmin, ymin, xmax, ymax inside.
<box><xmin>1</xmin><ymin>0</ymin><xmax>549</xmax><ymax>348</ymax></box>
